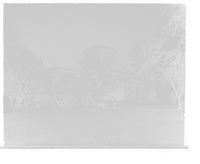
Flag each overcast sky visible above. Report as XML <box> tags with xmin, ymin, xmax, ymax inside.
<box><xmin>4</xmin><ymin>4</ymin><xmax>168</xmax><ymax>70</ymax></box>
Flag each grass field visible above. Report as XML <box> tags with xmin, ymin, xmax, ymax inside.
<box><xmin>3</xmin><ymin>107</ymin><xmax>185</xmax><ymax>148</ymax></box>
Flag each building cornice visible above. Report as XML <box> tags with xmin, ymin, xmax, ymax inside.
<box><xmin>83</xmin><ymin>45</ymin><xmax>117</xmax><ymax>54</ymax></box>
<box><xmin>49</xmin><ymin>66</ymin><xmax>164</xmax><ymax>83</ymax></box>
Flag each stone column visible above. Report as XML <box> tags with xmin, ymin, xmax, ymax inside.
<box><xmin>146</xmin><ymin>84</ymin><xmax>149</xmax><ymax>102</ymax></box>
<box><xmin>131</xmin><ymin>83</ymin><xmax>133</xmax><ymax>101</ymax></box>
<box><xmin>142</xmin><ymin>84</ymin><xmax>144</xmax><ymax>101</ymax></box>
<box><xmin>144</xmin><ymin>84</ymin><xmax>146</xmax><ymax>101</ymax></box>
<box><xmin>132</xmin><ymin>83</ymin><xmax>135</xmax><ymax>100</ymax></box>
<box><xmin>124</xmin><ymin>82</ymin><xmax>127</xmax><ymax>100</ymax></box>
<box><xmin>145</xmin><ymin>84</ymin><xmax>148</xmax><ymax>96</ymax></box>
<box><xmin>130</xmin><ymin>83</ymin><xmax>133</xmax><ymax>100</ymax></box>
<box><xmin>129</xmin><ymin>82</ymin><xmax>132</xmax><ymax>100</ymax></box>
<box><xmin>133</xmin><ymin>83</ymin><xmax>137</xmax><ymax>101</ymax></box>
<box><xmin>140</xmin><ymin>84</ymin><xmax>143</xmax><ymax>101</ymax></box>
<box><xmin>135</xmin><ymin>83</ymin><xmax>138</xmax><ymax>101</ymax></box>
<box><xmin>143</xmin><ymin>84</ymin><xmax>145</xmax><ymax>101</ymax></box>
<box><xmin>139</xmin><ymin>84</ymin><xmax>142</xmax><ymax>101</ymax></box>
<box><xmin>135</xmin><ymin>84</ymin><xmax>139</xmax><ymax>101</ymax></box>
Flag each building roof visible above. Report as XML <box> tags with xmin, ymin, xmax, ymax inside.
<box><xmin>83</xmin><ymin>45</ymin><xmax>116</xmax><ymax>53</ymax></box>
<box><xmin>113</xmin><ymin>68</ymin><xmax>135</xmax><ymax>75</ymax></box>
<box><xmin>48</xmin><ymin>66</ymin><xmax>160</xmax><ymax>82</ymax></box>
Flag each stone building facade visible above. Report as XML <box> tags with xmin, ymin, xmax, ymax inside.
<box><xmin>54</xmin><ymin>45</ymin><xmax>175</xmax><ymax>107</ymax></box>
<box><xmin>48</xmin><ymin>46</ymin><xmax>170</xmax><ymax>105</ymax></box>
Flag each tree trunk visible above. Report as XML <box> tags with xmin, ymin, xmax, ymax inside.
<box><xmin>47</xmin><ymin>94</ymin><xmax>50</xmax><ymax>105</ymax></box>
<box><xmin>9</xmin><ymin>96</ymin><xmax>14</xmax><ymax>108</ymax></box>
<box><xmin>17</xmin><ymin>98</ymin><xmax>23</xmax><ymax>108</ymax></box>
<box><xmin>169</xmin><ymin>79</ymin><xmax>183</xmax><ymax>110</ymax></box>
<box><xmin>178</xmin><ymin>97</ymin><xmax>182</xmax><ymax>110</ymax></box>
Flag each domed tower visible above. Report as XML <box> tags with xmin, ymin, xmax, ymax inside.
<box><xmin>80</xmin><ymin>45</ymin><xmax>116</xmax><ymax>72</ymax></box>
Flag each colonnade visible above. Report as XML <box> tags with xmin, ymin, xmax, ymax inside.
<box><xmin>126</xmin><ymin>82</ymin><xmax>150</xmax><ymax>101</ymax></box>
<box><xmin>125</xmin><ymin>82</ymin><xmax>171</xmax><ymax>105</ymax></box>
<box><xmin>125</xmin><ymin>82</ymin><xmax>170</xmax><ymax>104</ymax></box>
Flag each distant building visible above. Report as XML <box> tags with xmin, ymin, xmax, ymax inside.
<box><xmin>4</xmin><ymin>45</ymin><xmax>171</xmax><ymax>106</ymax></box>
<box><xmin>48</xmin><ymin>45</ymin><xmax>170</xmax><ymax>105</ymax></box>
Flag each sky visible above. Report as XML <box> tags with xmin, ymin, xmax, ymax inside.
<box><xmin>4</xmin><ymin>3</ymin><xmax>168</xmax><ymax>70</ymax></box>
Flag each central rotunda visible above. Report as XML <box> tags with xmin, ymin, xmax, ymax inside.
<box><xmin>83</xmin><ymin>45</ymin><xmax>116</xmax><ymax>70</ymax></box>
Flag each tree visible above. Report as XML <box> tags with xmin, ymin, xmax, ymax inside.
<box><xmin>101</xmin><ymin>79</ymin><xmax>126</xmax><ymax>108</ymax></box>
<box><xmin>145</xmin><ymin>85</ymin><xmax>160</xmax><ymax>105</ymax></box>
<box><xmin>130</xmin><ymin>4</ymin><xmax>185</xmax><ymax>109</ymax></box>
<box><xmin>170</xmin><ymin>92</ymin><xmax>178</xmax><ymax>104</ymax></box>
<box><xmin>4</xmin><ymin>44</ymin><xmax>45</xmax><ymax>108</ymax></box>
<box><xmin>83</xmin><ymin>82</ymin><xmax>98</xmax><ymax>105</ymax></box>
<box><xmin>56</xmin><ymin>74</ymin><xmax>82</xmax><ymax>107</ymax></box>
<box><xmin>79</xmin><ymin>56</ymin><xmax>111</xmax><ymax>104</ymax></box>
<box><xmin>150</xmin><ymin>73</ymin><xmax>156</xmax><ymax>80</ymax></box>
<box><xmin>4</xmin><ymin>43</ymin><xmax>18</xmax><ymax>108</ymax></box>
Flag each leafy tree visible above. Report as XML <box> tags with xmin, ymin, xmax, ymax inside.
<box><xmin>150</xmin><ymin>73</ymin><xmax>156</xmax><ymax>80</ymax></box>
<box><xmin>130</xmin><ymin>4</ymin><xmax>186</xmax><ymax>109</ymax></box>
<box><xmin>4</xmin><ymin>43</ymin><xmax>47</xmax><ymax>107</ymax></box>
<box><xmin>79</xmin><ymin>56</ymin><xmax>111</xmax><ymax>104</ymax></box>
<box><xmin>56</xmin><ymin>74</ymin><xmax>82</xmax><ymax>107</ymax></box>
<box><xmin>4</xmin><ymin>44</ymin><xmax>18</xmax><ymax>108</ymax></box>
<box><xmin>83</xmin><ymin>82</ymin><xmax>98</xmax><ymax>105</ymax></box>
<box><xmin>145</xmin><ymin>85</ymin><xmax>160</xmax><ymax>105</ymax></box>
<box><xmin>101</xmin><ymin>79</ymin><xmax>126</xmax><ymax>108</ymax></box>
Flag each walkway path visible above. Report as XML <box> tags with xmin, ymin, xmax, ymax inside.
<box><xmin>3</xmin><ymin>107</ymin><xmax>49</xmax><ymax>113</ymax></box>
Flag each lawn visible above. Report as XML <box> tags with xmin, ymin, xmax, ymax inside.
<box><xmin>3</xmin><ymin>107</ymin><xmax>185</xmax><ymax>148</ymax></box>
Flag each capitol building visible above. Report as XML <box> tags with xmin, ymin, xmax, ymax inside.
<box><xmin>43</xmin><ymin>45</ymin><xmax>170</xmax><ymax>105</ymax></box>
<box><xmin>81</xmin><ymin>45</ymin><xmax>116</xmax><ymax>71</ymax></box>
